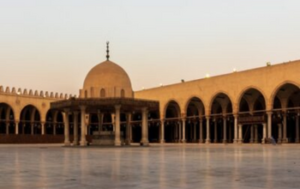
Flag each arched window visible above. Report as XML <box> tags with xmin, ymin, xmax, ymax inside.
<box><xmin>121</xmin><ymin>89</ymin><xmax>125</xmax><ymax>98</ymax></box>
<box><xmin>100</xmin><ymin>89</ymin><xmax>106</xmax><ymax>98</ymax></box>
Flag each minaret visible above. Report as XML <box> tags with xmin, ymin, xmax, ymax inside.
<box><xmin>106</xmin><ymin>41</ymin><xmax>110</xmax><ymax>61</ymax></box>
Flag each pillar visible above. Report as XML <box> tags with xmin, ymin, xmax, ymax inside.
<box><xmin>6</xmin><ymin>122</ymin><xmax>9</xmax><ymax>135</ymax></box>
<box><xmin>267</xmin><ymin>112</ymin><xmax>272</xmax><ymax>139</ymax></box>
<box><xmin>296</xmin><ymin>115</ymin><xmax>299</xmax><ymax>143</ymax></box>
<box><xmin>114</xmin><ymin>105</ymin><xmax>122</xmax><ymax>146</ymax></box>
<box><xmin>80</xmin><ymin>106</ymin><xmax>87</xmax><ymax>146</ymax></box>
<box><xmin>182</xmin><ymin>118</ymin><xmax>186</xmax><ymax>143</ymax></box>
<box><xmin>53</xmin><ymin>123</ymin><xmax>56</xmax><ymax>135</ymax></box>
<box><xmin>238</xmin><ymin>124</ymin><xmax>243</xmax><ymax>143</ymax></box>
<box><xmin>97</xmin><ymin>110</ymin><xmax>103</xmax><ymax>133</ymax></box>
<box><xmin>223</xmin><ymin>117</ymin><xmax>227</xmax><ymax>143</ymax></box>
<box><xmin>15</xmin><ymin>120</ymin><xmax>19</xmax><ymax>135</ymax></box>
<box><xmin>31</xmin><ymin>123</ymin><xmax>34</xmax><ymax>135</ymax></box>
<box><xmin>205</xmin><ymin>116</ymin><xmax>211</xmax><ymax>143</ymax></box>
<box><xmin>282</xmin><ymin>113</ymin><xmax>288</xmax><ymax>143</ymax></box>
<box><xmin>234</xmin><ymin>115</ymin><xmax>238</xmax><ymax>143</ymax></box>
<box><xmin>228</xmin><ymin>122</ymin><xmax>232</xmax><ymax>142</ymax></box>
<box><xmin>63</xmin><ymin>110</ymin><xmax>70</xmax><ymax>146</ymax></box>
<box><xmin>175</xmin><ymin>123</ymin><xmax>179</xmax><ymax>142</ymax></box>
<box><xmin>73</xmin><ymin>112</ymin><xmax>79</xmax><ymax>146</ymax></box>
<box><xmin>193</xmin><ymin>122</ymin><xmax>197</xmax><ymax>142</ymax></box>
<box><xmin>199</xmin><ymin>119</ymin><xmax>203</xmax><ymax>143</ymax></box>
<box><xmin>140</xmin><ymin>107</ymin><xmax>149</xmax><ymax>146</ymax></box>
<box><xmin>159</xmin><ymin>120</ymin><xmax>165</xmax><ymax>143</ymax></box>
<box><xmin>126</xmin><ymin>113</ymin><xmax>132</xmax><ymax>145</ymax></box>
<box><xmin>214</xmin><ymin>119</ymin><xmax>218</xmax><ymax>143</ymax></box>
<box><xmin>277</xmin><ymin>124</ymin><xmax>282</xmax><ymax>143</ymax></box>
<box><xmin>254</xmin><ymin>125</ymin><xmax>258</xmax><ymax>143</ymax></box>
<box><xmin>262</xmin><ymin>123</ymin><xmax>267</xmax><ymax>144</ymax></box>
<box><xmin>41</xmin><ymin>122</ymin><xmax>45</xmax><ymax>135</ymax></box>
<box><xmin>250</xmin><ymin>125</ymin><xmax>254</xmax><ymax>143</ymax></box>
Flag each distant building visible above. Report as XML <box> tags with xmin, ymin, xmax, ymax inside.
<box><xmin>1</xmin><ymin>45</ymin><xmax>300</xmax><ymax>145</ymax></box>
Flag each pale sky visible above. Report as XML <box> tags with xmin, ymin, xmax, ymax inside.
<box><xmin>0</xmin><ymin>0</ymin><xmax>299</xmax><ymax>95</ymax></box>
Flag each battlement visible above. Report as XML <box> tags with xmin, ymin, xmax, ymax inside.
<box><xmin>0</xmin><ymin>86</ymin><xmax>76</xmax><ymax>100</ymax></box>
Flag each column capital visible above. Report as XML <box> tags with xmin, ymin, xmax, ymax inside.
<box><xmin>233</xmin><ymin>114</ymin><xmax>238</xmax><ymax>118</ymax></box>
<box><xmin>205</xmin><ymin>115</ymin><xmax>210</xmax><ymax>119</ymax></box>
<box><xmin>115</xmin><ymin>105</ymin><xmax>121</xmax><ymax>110</ymax></box>
<box><xmin>63</xmin><ymin>108</ymin><xmax>70</xmax><ymax>114</ymax></box>
<box><xmin>266</xmin><ymin>111</ymin><xmax>273</xmax><ymax>116</ymax></box>
<box><xmin>79</xmin><ymin>105</ymin><xmax>86</xmax><ymax>111</ymax></box>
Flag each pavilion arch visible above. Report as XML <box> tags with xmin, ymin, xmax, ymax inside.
<box><xmin>237</xmin><ymin>87</ymin><xmax>267</xmax><ymax>113</ymax></box>
<box><xmin>184</xmin><ymin>96</ymin><xmax>205</xmax><ymax>117</ymax></box>
<box><xmin>209</xmin><ymin>92</ymin><xmax>233</xmax><ymax>115</ymax></box>
<box><xmin>270</xmin><ymin>81</ymin><xmax>300</xmax><ymax>109</ymax></box>
<box><xmin>0</xmin><ymin>103</ymin><xmax>16</xmax><ymax>120</ymax></box>
<box><xmin>163</xmin><ymin>100</ymin><xmax>181</xmax><ymax>119</ymax></box>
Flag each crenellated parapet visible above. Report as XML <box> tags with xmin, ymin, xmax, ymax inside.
<box><xmin>0</xmin><ymin>86</ymin><xmax>75</xmax><ymax>100</ymax></box>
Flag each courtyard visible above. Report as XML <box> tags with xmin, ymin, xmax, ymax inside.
<box><xmin>0</xmin><ymin>144</ymin><xmax>299</xmax><ymax>189</ymax></box>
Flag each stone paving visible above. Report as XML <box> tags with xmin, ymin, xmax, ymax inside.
<box><xmin>0</xmin><ymin>144</ymin><xmax>300</xmax><ymax>189</ymax></box>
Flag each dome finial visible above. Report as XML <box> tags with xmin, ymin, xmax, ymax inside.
<box><xmin>106</xmin><ymin>41</ymin><xmax>110</xmax><ymax>61</ymax></box>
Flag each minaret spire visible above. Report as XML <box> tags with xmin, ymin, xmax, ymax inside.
<box><xmin>106</xmin><ymin>41</ymin><xmax>110</xmax><ymax>61</ymax></box>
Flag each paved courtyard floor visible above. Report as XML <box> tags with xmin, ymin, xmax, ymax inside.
<box><xmin>0</xmin><ymin>144</ymin><xmax>300</xmax><ymax>189</ymax></box>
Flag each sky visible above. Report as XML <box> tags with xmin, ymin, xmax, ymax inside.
<box><xmin>0</xmin><ymin>0</ymin><xmax>300</xmax><ymax>95</ymax></box>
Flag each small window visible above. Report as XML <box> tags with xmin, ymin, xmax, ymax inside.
<box><xmin>100</xmin><ymin>89</ymin><xmax>106</xmax><ymax>98</ymax></box>
<box><xmin>121</xmin><ymin>89</ymin><xmax>125</xmax><ymax>98</ymax></box>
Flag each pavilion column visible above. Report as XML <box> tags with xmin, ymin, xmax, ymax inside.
<box><xmin>250</xmin><ymin>125</ymin><xmax>254</xmax><ymax>143</ymax></box>
<box><xmin>159</xmin><ymin>120</ymin><xmax>165</xmax><ymax>143</ymax></box>
<box><xmin>126</xmin><ymin>113</ymin><xmax>132</xmax><ymax>145</ymax></box>
<box><xmin>63</xmin><ymin>110</ymin><xmax>71</xmax><ymax>146</ymax></box>
<box><xmin>267</xmin><ymin>112</ymin><xmax>272</xmax><ymax>139</ymax></box>
<box><xmin>193</xmin><ymin>122</ymin><xmax>197</xmax><ymax>142</ymax></box>
<box><xmin>234</xmin><ymin>115</ymin><xmax>238</xmax><ymax>143</ymax></box>
<box><xmin>205</xmin><ymin>116</ymin><xmax>211</xmax><ymax>144</ymax></box>
<box><xmin>114</xmin><ymin>105</ymin><xmax>122</xmax><ymax>146</ymax></box>
<box><xmin>295</xmin><ymin>115</ymin><xmax>299</xmax><ymax>143</ymax></box>
<box><xmin>181</xmin><ymin>118</ymin><xmax>186</xmax><ymax>143</ymax></box>
<box><xmin>199</xmin><ymin>119</ymin><xmax>203</xmax><ymax>143</ymax></box>
<box><xmin>22</xmin><ymin>123</ymin><xmax>25</xmax><ymax>134</ymax></box>
<box><xmin>97</xmin><ymin>110</ymin><xmax>103</xmax><ymax>133</ymax></box>
<box><xmin>223</xmin><ymin>117</ymin><xmax>227</xmax><ymax>143</ymax></box>
<box><xmin>228</xmin><ymin>123</ymin><xmax>232</xmax><ymax>142</ymax></box>
<box><xmin>254</xmin><ymin>125</ymin><xmax>258</xmax><ymax>143</ymax></box>
<box><xmin>214</xmin><ymin>118</ymin><xmax>217</xmax><ymax>143</ymax></box>
<box><xmin>73</xmin><ymin>111</ymin><xmax>79</xmax><ymax>146</ymax></box>
<box><xmin>277</xmin><ymin>124</ymin><xmax>282</xmax><ymax>143</ymax></box>
<box><xmin>6</xmin><ymin>122</ymin><xmax>9</xmax><ymax>135</ymax></box>
<box><xmin>80</xmin><ymin>106</ymin><xmax>87</xmax><ymax>146</ymax></box>
<box><xmin>15</xmin><ymin>120</ymin><xmax>19</xmax><ymax>135</ymax></box>
<box><xmin>282</xmin><ymin>113</ymin><xmax>288</xmax><ymax>143</ymax></box>
<box><xmin>140</xmin><ymin>107</ymin><xmax>149</xmax><ymax>146</ymax></box>
<box><xmin>262</xmin><ymin>123</ymin><xmax>267</xmax><ymax>144</ymax></box>
<box><xmin>238</xmin><ymin>124</ymin><xmax>243</xmax><ymax>143</ymax></box>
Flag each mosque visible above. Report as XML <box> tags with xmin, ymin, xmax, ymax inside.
<box><xmin>1</xmin><ymin>43</ymin><xmax>300</xmax><ymax>146</ymax></box>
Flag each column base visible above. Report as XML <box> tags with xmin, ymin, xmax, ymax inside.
<box><xmin>222</xmin><ymin>139</ymin><xmax>227</xmax><ymax>143</ymax></box>
<box><xmin>198</xmin><ymin>139</ymin><xmax>204</xmax><ymax>143</ymax></box>
<box><xmin>233</xmin><ymin>139</ymin><xmax>238</xmax><ymax>143</ymax></box>
<box><xmin>159</xmin><ymin>139</ymin><xmax>165</xmax><ymax>144</ymax></box>
<box><xmin>80</xmin><ymin>140</ymin><xmax>87</xmax><ymax>146</ymax></box>
<box><xmin>115</xmin><ymin>140</ymin><xmax>122</xmax><ymax>146</ymax></box>
<box><xmin>282</xmin><ymin>138</ymin><xmax>289</xmax><ymax>143</ymax></box>
<box><xmin>140</xmin><ymin>141</ymin><xmax>149</xmax><ymax>146</ymax></box>
<box><xmin>181</xmin><ymin>139</ymin><xmax>186</xmax><ymax>143</ymax></box>
<box><xmin>205</xmin><ymin>139</ymin><xmax>211</xmax><ymax>144</ymax></box>
<box><xmin>125</xmin><ymin>140</ymin><xmax>131</xmax><ymax>145</ymax></box>
<box><xmin>64</xmin><ymin>141</ymin><xmax>71</xmax><ymax>146</ymax></box>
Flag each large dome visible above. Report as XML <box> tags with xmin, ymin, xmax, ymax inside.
<box><xmin>81</xmin><ymin>60</ymin><xmax>133</xmax><ymax>98</ymax></box>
